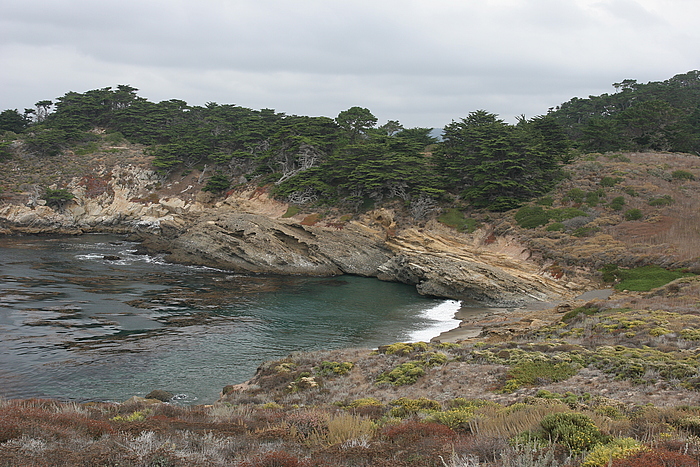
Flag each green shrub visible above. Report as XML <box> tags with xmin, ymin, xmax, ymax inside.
<box><xmin>671</xmin><ymin>169</ymin><xmax>695</xmax><ymax>181</ymax></box>
<box><xmin>539</xmin><ymin>412</ymin><xmax>608</xmax><ymax>453</ymax></box>
<box><xmin>549</xmin><ymin>207</ymin><xmax>587</xmax><ymax>222</ymax></box>
<box><xmin>680</xmin><ymin>328</ymin><xmax>700</xmax><ymax>341</ymax></box>
<box><xmin>585</xmin><ymin>193</ymin><xmax>600</xmax><ymax>207</ymax></box>
<box><xmin>103</xmin><ymin>132</ymin><xmax>125</xmax><ymax>145</ymax></box>
<box><xmin>582</xmin><ymin>437</ymin><xmax>645</xmax><ymax>467</ymax></box>
<box><xmin>537</xmin><ymin>196</ymin><xmax>554</xmax><ymax>206</ymax></box>
<box><xmin>564</xmin><ymin>188</ymin><xmax>586</xmax><ymax>204</ymax></box>
<box><xmin>612</xmin><ymin>265</ymin><xmax>694</xmax><ymax>292</ymax></box>
<box><xmin>648</xmin><ymin>327</ymin><xmax>672</xmax><ymax>337</ymax></box>
<box><xmin>586</xmin><ymin>190</ymin><xmax>605</xmax><ymax>207</ymax></box>
<box><xmin>515</xmin><ymin>206</ymin><xmax>550</xmax><ymax>229</ymax></box>
<box><xmin>73</xmin><ymin>141</ymin><xmax>100</xmax><ymax>156</ymax></box>
<box><xmin>388</xmin><ymin>397</ymin><xmax>441</xmax><ymax>417</ymax></box>
<box><xmin>376</xmin><ymin>362</ymin><xmax>426</xmax><ymax>386</ymax></box>
<box><xmin>609</xmin><ymin>196</ymin><xmax>626</xmax><ymax>211</ymax></box>
<box><xmin>572</xmin><ymin>226</ymin><xmax>600</xmax><ymax>237</ymax></box>
<box><xmin>421</xmin><ymin>352</ymin><xmax>448</xmax><ymax>367</ymax></box>
<box><xmin>562</xmin><ymin>307</ymin><xmax>599</xmax><ymax>322</ymax></box>
<box><xmin>202</xmin><ymin>172</ymin><xmax>231</xmax><ymax>193</ymax></box>
<box><xmin>111</xmin><ymin>409</ymin><xmax>151</xmax><ymax>422</ymax></box>
<box><xmin>282</xmin><ymin>205</ymin><xmax>300</xmax><ymax>218</ymax></box>
<box><xmin>673</xmin><ymin>415</ymin><xmax>700</xmax><ymax>435</ymax></box>
<box><xmin>535</xmin><ymin>390</ymin><xmax>590</xmax><ymax>407</ymax></box>
<box><xmin>503</xmin><ymin>360</ymin><xmax>578</xmax><ymax>392</ymax></box>
<box><xmin>607</xmin><ymin>153</ymin><xmax>631</xmax><ymax>162</ymax></box>
<box><xmin>623</xmin><ymin>186</ymin><xmax>638</xmax><ymax>197</ymax></box>
<box><xmin>42</xmin><ymin>188</ymin><xmax>75</xmax><ymax>208</ymax></box>
<box><xmin>315</xmin><ymin>361</ymin><xmax>354</xmax><ymax>377</ymax></box>
<box><xmin>624</xmin><ymin>208</ymin><xmax>643</xmax><ymax>221</ymax></box>
<box><xmin>438</xmin><ymin>208</ymin><xmax>478</xmax><ymax>232</ymax></box>
<box><xmin>380</xmin><ymin>342</ymin><xmax>428</xmax><ymax>356</ymax></box>
<box><xmin>648</xmin><ymin>195</ymin><xmax>675</xmax><ymax>206</ymax></box>
<box><xmin>601</xmin><ymin>264</ymin><xmax>620</xmax><ymax>282</ymax></box>
<box><xmin>601</xmin><ymin>176</ymin><xmax>623</xmax><ymax>187</ymax></box>
<box><xmin>424</xmin><ymin>409</ymin><xmax>474</xmax><ymax>432</ymax></box>
<box><xmin>546</xmin><ymin>222</ymin><xmax>565</xmax><ymax>231</ymax></box>
<box><xmin>346</xmin><ymin>398</ymin><xmax>383</xmax><ymax>409</ymax></box>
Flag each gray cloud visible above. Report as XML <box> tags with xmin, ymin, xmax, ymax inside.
<box><xmin>1</xmin><ymin>0</ymin><xmax>698</xmax><ymax>128</ymax></box>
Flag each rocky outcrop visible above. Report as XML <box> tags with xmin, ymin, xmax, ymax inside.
<box><xmin>140</xmin><ymin>213</ymin><xmax>393</xmax><ymax>276</ymax></box>
<box><xmin>0</xmin><ymin>165</ymin><xmax>200</xmax><ymax>234</ymax></box>
<box><xmin>1</xmin><ymin>163</ymin><xmax>583</xmax><ymax>306</ymax></box>
<box><xmin>376</xmin><ymin>228</ymin><xmax>577</xmax><ymax>306</ymax></box>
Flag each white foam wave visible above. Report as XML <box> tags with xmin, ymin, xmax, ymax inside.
<box><xmin>407</xmin><ymin>299</ymin><xmax>461</xmax><ymax>343</ymax></box>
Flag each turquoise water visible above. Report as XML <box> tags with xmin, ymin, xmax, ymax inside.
<box><xmin>0</xmin><ymin>235</ymin><xmax>460</xmax><ymax>404</ymax></box>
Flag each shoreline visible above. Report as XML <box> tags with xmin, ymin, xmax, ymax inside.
<box><xmin>430</xmin><ymin>289</ymin><xmax>615</xmax><ymax>343</ymax></box>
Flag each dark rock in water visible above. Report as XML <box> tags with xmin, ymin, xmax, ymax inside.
<box><xmin>103</xmin><ymin>255</ymin><xmax>121</xmax><ymax>261</ymax></box>
<box><xmin>129</xmin><ymin>245</ymin><xmax>152</xmax><ymax>256</ymax></box>
<box><xmin>145</xmin><ymin>389</ymin><xmax>174</xmax><ymax>402</ymax></box>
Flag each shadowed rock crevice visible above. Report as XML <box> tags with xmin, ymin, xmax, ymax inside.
<box><xmin>272</xmin><ymin>230</ymin><xmax>310</xmax><ymax>256</ymax></box>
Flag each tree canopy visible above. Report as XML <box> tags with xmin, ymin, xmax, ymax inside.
<box><xmin>550</xmin><ymin>70</ymin><xmax>700</xmax><ymax>153</ymax></box>
<box><xmin>4</xmin><ymin>70</ymin><xmax>700</xmax><ymax>213</ymax></box>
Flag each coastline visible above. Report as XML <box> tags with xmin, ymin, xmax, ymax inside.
<box><xmin>431</xmin><ymin>289</ymin><xmax>615</xmax><ymax>343</ymax></box>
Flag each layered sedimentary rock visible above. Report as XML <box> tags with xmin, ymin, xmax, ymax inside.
<box><xmin>0</xmin><ymin>163</ymin><xmax>580</xmax><ymax>305</ymax></box>
<box><xmin>377</xmin><ymin>228</ymin><xmax>575</xmax><ymax>306</ymax></box>
<box><xmin>143</xmin><ymin>213</ymin><xmax>393</xmax><ymax>277</ymax></box>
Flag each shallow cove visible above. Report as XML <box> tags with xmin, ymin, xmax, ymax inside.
<box><xmin>0</xmin><ymin>234</ymin><xmax>460</xmax><ymax>404</ymax></box>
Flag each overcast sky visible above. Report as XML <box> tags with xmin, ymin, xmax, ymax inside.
<box><xmin>1</xmin><ymin>0</ymin><xmax>698</xmax><ymax>128</ymax></box>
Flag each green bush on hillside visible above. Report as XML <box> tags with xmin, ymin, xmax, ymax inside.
<box><xmin>550</xmin><ymin>207</ymin><xmax>587</xmax><ymax>222</ymax></box>
<box><xmin>546</xmin><ymin>222</ymin><xmax>565</xmax><ymax>231</ymax></box>
<box><xmin>648</xmin><ymin>195</ymin><xmax>675</xmax><ymax>206</ymax></box>
<box><xmin>609</xmin><ymin>196</ymin><xmax>626</xmax><ymax>210</ymax></box>
<box><xmin>515</xmin><ymin>206</ymin><xmax>550</xmax><ymax>228</ymax></box>
<box><xmin>671</xmin><ymin>169</ymin><xmax>695</xmax><ymax>181</ymax></box>
<box><xmin>376</xmin><ymin>362</ymin><xmax>425</xmax><ymax>386</ymax></box>
<box><xmin>202</xmin><ymin>172</ymin><xmax>231</xmax><ymax>193</ymax></box>
<box><xmin>582</xmin><ymin>437</ymin><xmax>644</xmax><ymax>467</ymax></box>
<box><xmin>539</xmin><ymin>412</ymin><xmax>608</xmax><ymax>453</ymax></box>
<box><xmin>315</xmin><ymin>361</ymin><xmax>354</xmax><ymax>377</ymax></box>
<box><xmin>624</xmin><ymin>208</ymin><xmax>643</xmax><ymax>220</ymax></box>
<box><xmin>564</xmin><ymin>188</ymin><xmax>586</xmax><ymax>204</ymax></box>
<box><xmin>438</xmin><ymin>208</ymin><xmax>478</xmax><ymax>232</ymax></box>
<box><xmin>600</xmin><ymin>176</ymin><xmax>623</xmax><ymax>187</ymax></box>
<box><xmin>42</xmin><ymin>188</ymin><xmax>75</xmax><ymax>209</ymax></box>
<box><xmin>503</xmin><ymin>360</ymin><xmax>578</xmax><ymax>392</ymax></box>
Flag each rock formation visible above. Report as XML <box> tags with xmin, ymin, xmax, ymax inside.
<box><xmin>0</xmin><ymin>163</ymin><xmax>583</xmax><ymax>307</ymax></box>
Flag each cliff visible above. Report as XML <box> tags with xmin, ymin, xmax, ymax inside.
<box><xmin>0</xmin><ymin>161</ymin><xmax>581</xmax><ymax>307</ymax></box>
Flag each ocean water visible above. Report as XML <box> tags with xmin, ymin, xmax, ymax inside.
<box><xmin>0</xmin><ymin>234</ymin><xmax>460</xmax><ymax>404</ymax></box>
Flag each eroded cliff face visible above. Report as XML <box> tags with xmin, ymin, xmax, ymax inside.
<box><xmin>145</xmin><ymin>213</ymin><xmax>393</xmax><ymax>277</ymax></box>
<box><xmin>378</xmin><ymin>228</ymin><xmax>576</xmax><ymax>306</ymax></box>
<box><xmin>0</xmin><ymin>165</ymin><xmax>189</xmax><ymax>234</ymax></box>
<box><xmin>0</xmin><ymin>163</ymin><xmax>583</xmax><ymax>306</ymax></box>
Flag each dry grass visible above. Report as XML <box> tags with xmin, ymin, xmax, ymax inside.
<box><xmin>517</xmin><ymin>152</ymin><xmax>700</xmax><ymax>271</ymax></box>
<box><xmin>471</xmin><ymin>401</ymin><xmax>569</xmax><ymax>438</ymax></box>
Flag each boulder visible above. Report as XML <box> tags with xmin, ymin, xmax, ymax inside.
<box><xmin>145</xmin><ymin>390</ymin><xmax>174</xmax><ymax>402</ymax></box>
